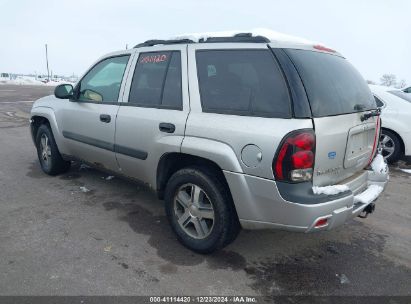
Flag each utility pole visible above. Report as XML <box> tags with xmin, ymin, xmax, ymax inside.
<box><xmin>45</xmin><ymin>44</ymin><xmax>50</xmax><ymax>81</ymax></box>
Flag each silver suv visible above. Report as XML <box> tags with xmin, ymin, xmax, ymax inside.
<box><xmin>30</xmin><ymin>33</ymin><xmax>388</xmax><ymax>253</ymax></box>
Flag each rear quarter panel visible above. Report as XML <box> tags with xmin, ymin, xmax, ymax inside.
<box><xmin>185</xmin><ymin>43</ymin><xmax>313</xmax><ymax>179</ymax></box>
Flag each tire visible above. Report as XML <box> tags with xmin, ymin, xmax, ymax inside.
<box><xmin>164</xmin><ymin>166</ymin><xmax>240</xmax><ymax>253</ymax></box>
<box><xmin>35</xmin><ymin>124</ymin><xmax>70</xmax><ymax>175</ymax></box>
<box><xmin>380</xmin><ymin>129</ymin><xmax>402</xmax><ymax>164</ymax></box>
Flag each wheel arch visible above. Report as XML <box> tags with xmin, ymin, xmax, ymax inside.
<box><xmin>156</xmin><ymin>152</ymin><xmax>240</xmax><ymax>232</ymax></box>
<box><xmin>30</xmin><ymin>107</ymin><xmax>63</xmax><ymax>147</ymax></box>
<box><xmin>30</xmin><ymin>115</ymin><xmax>50</xmax><ymax>142</ymax></box>
<box><xmin>156</xmin><ymin>153</ymin><xmax>231</xmax><ymax>200</ymax></box>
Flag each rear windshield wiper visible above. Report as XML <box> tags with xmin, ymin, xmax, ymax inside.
<box><xmin>361</xmin><ymin>108</ymin><xmax>381</xmax><ymax>122</ymax></box>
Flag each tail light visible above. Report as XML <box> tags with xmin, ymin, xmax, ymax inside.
<box><xmin>274</xmin><ymin>129</ymin><xmax>316</xmax><ymax>182</ymax></box>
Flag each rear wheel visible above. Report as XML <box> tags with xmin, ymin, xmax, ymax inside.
<box><xmin>35</xmin><ymin>124</ymin><xmax>70</xmax><ymax>175</ymax></box>
<box><xmin>380</xmin><ymin>129</ymin><xmax>402</xmax><ymax>163</ymax></box>
<box><xmin>164</xmin><ymin>166</ymin><xmax>240</xmax><ymax>253</ymax></box>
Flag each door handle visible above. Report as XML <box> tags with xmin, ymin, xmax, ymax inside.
<box><xmin>159</xmin><ymin>123</ymin><xmax>175</xmax><ymax>133</ymax></box>
<box><xmin>100</xmin><ymin>114</ymin><xmax>111</xmax><ymax>123</ymax></box>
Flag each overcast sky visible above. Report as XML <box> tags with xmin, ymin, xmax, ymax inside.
<box><xmin>0</xmin><ymin>0</ymin><xmax>410</xmax><ymax>84</ymax></box>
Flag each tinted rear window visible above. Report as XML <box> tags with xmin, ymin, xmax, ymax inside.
<box><xmin>389</xmin><ymin>90</ymin><xmax>411</xmax><ymax>103</ymax></box>
<box><xmin>286</xmin><ymin>49</ymin><xmax>376</xmax><ymax>117</ymax></box>
<box><xmin>196</xmin><ymin>50</ymin><xmax>291</xmax><ymax>118</ymax></box>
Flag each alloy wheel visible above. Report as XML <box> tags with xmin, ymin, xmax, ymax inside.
<box><xmin>40</xmin><ymin>133</ymin><xmax>52</xmax><ymax>169</ymax></box>
<box><xmin>174</xmin><ymin>183</ymin><xmax>215</xmax><ymax>239</ymax></box>
<box><xmin>380</xmin><ymin>133</ymin><xmax>395</xmax><ymax>159</ymax></box>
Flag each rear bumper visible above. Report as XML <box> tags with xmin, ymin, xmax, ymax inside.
<box><xmin>224</xmin><ymin>166</ymin><xmax>388</xmax><ymax>232</ymax></box>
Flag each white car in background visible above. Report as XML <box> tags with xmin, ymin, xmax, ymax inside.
<box><xmin>369</xmin><ymin>85</ymin><xmax>411</xmax><ymax>163</ymax></box>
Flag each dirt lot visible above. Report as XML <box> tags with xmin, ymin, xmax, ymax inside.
<box><xmin>0</xmin><ymin>85</ymin><xmax>410</xmax><ymax>298</ymax></box>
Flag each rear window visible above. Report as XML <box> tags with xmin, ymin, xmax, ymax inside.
<box><xmin>286</xmin><ymin>49</ymin><xmax>376</xmax><ymax>117</ymax></box>
<box><xmin>196</xmin><ymin>50</ymin><xmax>291</xmax><ymax>118</ymax></box>
<box><xmin>389</xmin><ymin>90</ymin><xmax>411</xmax><ymax>103</ymax></box>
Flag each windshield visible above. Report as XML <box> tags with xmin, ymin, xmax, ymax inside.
<box><xmin>389</xmin><ymin>90</ymin><xmax>411</xmax><ymax>103</ymax></box>
<box><xmin>286</xmin><ymin>49</ymin><xmax>376</xmax><ymax>117</ymax></box>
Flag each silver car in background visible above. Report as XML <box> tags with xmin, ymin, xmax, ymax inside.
<box><xmin>30</xmin><ymin>32</ymin><xmax>388</xmax><ymax>253</ymax></box>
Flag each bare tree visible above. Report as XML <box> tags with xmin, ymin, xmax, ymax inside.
<box><xmin>380</xmin><ymin>74</ymin><xmax>397</xmax><ymax>87</ymax></box>
<box><xmin>395</xmin><ymin>79</ymin><xmax>407</xmax><ymax>89</ymax></box>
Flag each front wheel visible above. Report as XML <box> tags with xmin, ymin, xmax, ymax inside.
<box><xmin>35</xmin><ymin>124</ymin><xmax>70</xmax><ymax>175</ymax></box>
<box><xmin>164</xmin><ymin>167</ymin><xmax>240</xmax><ymax>253</ymax></box>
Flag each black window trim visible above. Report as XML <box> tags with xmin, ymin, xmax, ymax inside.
<box><xmin>126</xmin><ymin>50</ymin><xmax>183</xmax><ymax>111</ymax></box>
<box><xmin>195</xmin><ymin>48</ymin><xmax>293</xmax><ymax>119</ymax></box>
<box><xmin>269</xmin><ymin>47</ymin><xmax>312</xmax><ymax>118</ymax></box>
<box><xmin>71</xmin><ymin>54</ymin><xmax>131</xmax><ymax>105</ymax></box>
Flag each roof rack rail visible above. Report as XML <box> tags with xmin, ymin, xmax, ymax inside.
<box><xmin>199</xmin><ymin>33</ymin><xmax>270</xmax><ymax>43</ymax></box>
<box><xmin>134</xmin><ymin>39</ymin><xmax>194</xmax><ymax>48</ymax></box>
<box><xmin>133</xmin><ymin>33</ymin><xmax>270</xmax><ymax>48</ymax></box>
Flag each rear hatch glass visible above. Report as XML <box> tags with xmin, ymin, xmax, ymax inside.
<box><xmin>285</xmin><ymin>49</ymin><xmax>376</xmax><ymax>117</ymax></box>
<box><xmin>285</xmin><ymin>49</ymin><xmax>378</xmax><ymax>186</ymax></box>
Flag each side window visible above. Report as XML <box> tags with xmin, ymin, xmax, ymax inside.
<box><xmin>195</xmin><ymin>50</ymin><xmax>291</xmax><ymax>118</ymax></box>
<box><xmin>78</xmin><ymin>55</ymin><xmax>130</xmax><ymax>103</ymax></box>
<box><xmin>374</xmin><ymin>96</ymin><xmax>384</xmax><ymax>108</ymax></box>
<box><xmin>128</xmin><ymin>51</ymin><xmax>182</xmax><ymax>109</ymax></box>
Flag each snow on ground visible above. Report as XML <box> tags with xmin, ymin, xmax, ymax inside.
<box><xmin>0</xmin><ymin>78</ymin><xmax>74</xmax><ymax>86</ymax></box>
<box><xmin>172</xmin><ymin>28</ymin><xmax>321</xmax><ymax>46</ymax></box>
<box><xmin>400</xmin><ymin>168</ymin><xmax>411</xmax><ymax>174</ymax></box>
<box><xmin>79</xmin><ymin>186</ymin><xmax>90</xmax><ymax>193</ymax></box>
<box><xmin>312</xmin><ymin>185</ymin><xmax>350</xmax><ymax>195</ymax></box>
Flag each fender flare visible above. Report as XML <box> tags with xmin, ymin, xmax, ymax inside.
<box><xmin>181</xmin><ymin>136</ymin><xmax>243</xmax><ymax>173</ymax></box>
<box><xmin>30</xmin><ymin>106</ymin><xmax>63</xmax><ymax>148</ymax></box>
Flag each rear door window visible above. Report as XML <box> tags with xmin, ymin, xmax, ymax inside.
<box><xmin>286</xmin><ymin>49</ymin><xmax>376</xmax><ymax>117</ymax></box>
<box><xmin>196</xmin><ymin>50</ymin><xmax>291</xmax><ymax>118</ymax></box>
<box><xmin>128</xmin><ymin>51</ymin><xmax>182</xmax><ymax>109</ymax></box>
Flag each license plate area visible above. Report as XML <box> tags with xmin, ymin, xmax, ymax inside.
<box><xmin>344</xmin><ymin>123</ymin><xmax>375</xmax><ymax>169</ymax></box>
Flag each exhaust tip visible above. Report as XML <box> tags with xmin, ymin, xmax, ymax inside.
<box><xmin>358</xmin><ymin>203</ymin><xmax>376</xmax><ymax>219</ymax></box>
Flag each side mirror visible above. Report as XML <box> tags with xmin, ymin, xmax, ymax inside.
<box><xmin>54</xmin><ymin>84</ymin><xmax>74</xmax><ymax>99</ymax></box>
